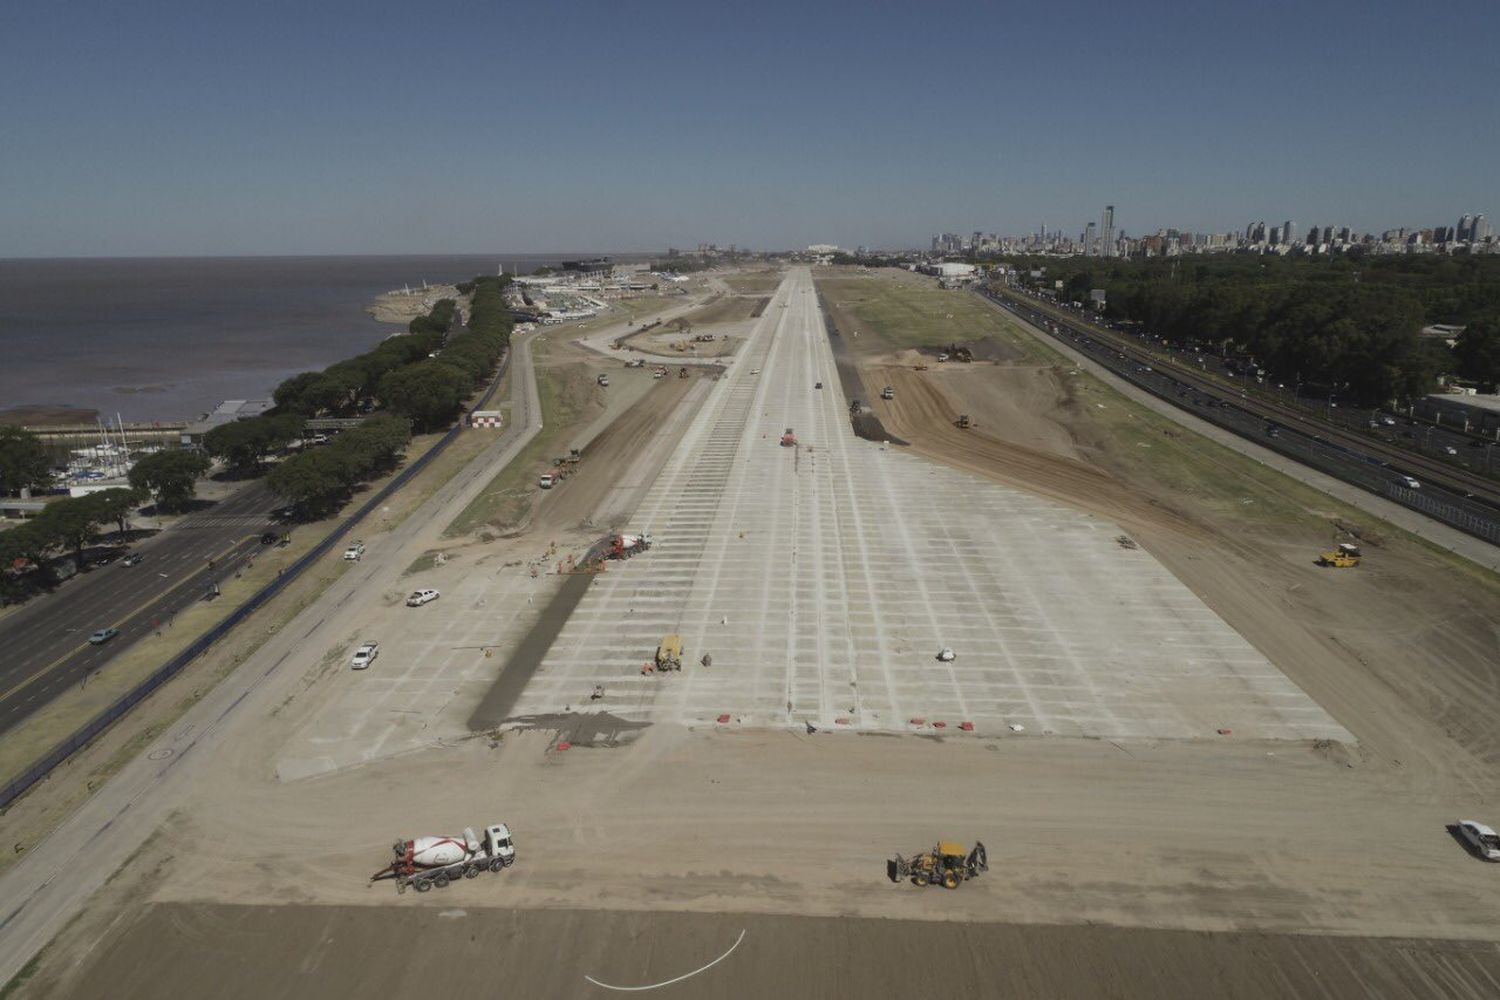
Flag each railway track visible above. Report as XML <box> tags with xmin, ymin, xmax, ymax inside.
<box><xmin>986</xmin><ymin>286</ymin><xmax>1500</xmax><ymax>510</ymax></box>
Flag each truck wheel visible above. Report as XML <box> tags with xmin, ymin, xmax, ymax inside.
<box><xmin>464</xmin><ymin>865</ymin><xmax>480</xmax><ymax>879</ymax></box>
<box><xmin>942</xmin><ymin>871</ymin><xmax>960</xmax><ymax>889</ymax></box>
<box><xmin>413</xmin><ymin>878</ymin><xmax>432</xmax><ymax>893</ymax></box>
<box><xmin>913</xmin><ymin>873</ymin><xmax>930</xmax><ymax>887</ymax></box>
<box><xmin>489</xmin><ymin>858</ymin><xmax>505</xmax><ymax>872</ymax></box>
<box><xmin>502</xmin><ymin>856</ymin><xmax>515</xmax><ymax>867</ymax></box>
<box><xmin>434</xmin><ymin>873</ymin><xmax>450</xmax><ymax>888</ymax></box>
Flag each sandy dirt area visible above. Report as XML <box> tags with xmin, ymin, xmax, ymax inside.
<box><xmin>51</xmin><ymin>902</ymin><xmax>1500</xmax><ymax>1000</ymax></box>
<box><xmin>15</xmin><ymin>268</ymin><xmax>1500</xmax><ymax>1000</ymax></box>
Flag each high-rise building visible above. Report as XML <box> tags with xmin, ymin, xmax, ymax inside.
<box><xmin>1101</xmin><ymin>205</ymin><xmax>1115</xmax><ymax>258</ymax></box>
<box><xmin>1283</xmin><ymin>220</ymin><xmax>1298</xmax><ymax>245</ymax></box>
<box><xmin>1458</xmin><ymin>214</ymin><xmax>1474</xmax><ymax>241</ymax></box>
<box><xmin>1083</xmin><ymin>221</ymin><xmax>1097</xmax><ymax>255</ymax></box>
<box><xmin>1475</xmin><ymin>215</ymin><xmax>1492</xmax><ymax>242</ymax></box>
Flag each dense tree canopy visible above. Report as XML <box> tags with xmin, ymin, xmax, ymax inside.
<box><xmin>1453</xmin><ymin>319</ymin><xmax>1500</xmax><ymax>392</ymax></box>
<box><xmin>1002</xmin><ymin>254</ymin><xmax>1500</xmax><ymax>404</ymax></box>
<box><xmin>0</xmin><ymin>426</ymin><xmax>52</xmax><ymax>495</ymax></box>
<box><xmin>267</xmin><ymin>415</ymin><xmax>410</xmax><ymax>518</ymax></box>
<box><xmin>202</xmin><ymin>413</ymin><xmax>304</xmax><ymax>472</ymax></box>
<box><xmin>128</xmin><ymin>449</ymin><xmax>210</xmax><ymax>512</ymax></box>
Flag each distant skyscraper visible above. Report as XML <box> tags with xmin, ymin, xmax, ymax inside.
<box><xmin>1101</xmin><ymin>205</ymin><xmax>1115</xmax><ymax>258</ymax></box>
<box><xmin>1084</xmin><ymin>221</ymin><xmax>1097</xmax><ymax>255</ymax></box>
<box><xmin>1475</xmin><ymin>215</ymin><xmax>1492</xmax><ymax>242</ymax></box>
<box><xmin>1458</xmin><ymin>214</ymin><xmax>1474</xmax><ymax>241</ymax></box>
<box><xmin>1283</xmin><ymin>220</ymin><xmax>1298</xmax><ymax>245</ymax></box>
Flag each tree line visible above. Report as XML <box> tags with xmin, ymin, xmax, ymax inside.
<box><xmin>1004</xmin><ymin>254</ymin><xmax>1500</xmax><ymax>403</ymax></box>
<box><xmin>1</xmin><ymin>278</ymin><xmax>516</xmax><ymax>591</ymax></box>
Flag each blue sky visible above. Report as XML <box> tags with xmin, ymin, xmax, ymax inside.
<box><xmin>1</xmin><ymin>0</ymin><xmax>1495</xmax><ymax>255</ymax></box>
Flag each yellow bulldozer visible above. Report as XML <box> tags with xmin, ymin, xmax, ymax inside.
<box><xmin>1317</xmin><ymin>542</ymin><xmax>1361</xmax><ymax>568</ymax></box>
<box><xmin>888</xmin><ymin>840</ymin><xmax>987</xmax><ymax>889</ymax></box>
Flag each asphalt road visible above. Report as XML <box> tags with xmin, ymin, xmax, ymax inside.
<box><xmin>0</xmin><ymin>329</ymin><xmax>544</xmax><ymax>988</ymax></box>
<box><xmin>0</xmin><ymin>482</ymin><xmax>281</xmax><ymax>736</ymax></box>
<box><xmin>980</xmin><ymin>287</ymin><xmax>1500</xmax><ymax>546</ymax></box>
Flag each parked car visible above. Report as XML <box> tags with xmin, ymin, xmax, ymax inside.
<box><xmin>88</xmin><ymin>627</ymin><xmax>119</xmax><ymax>645</ymax></box>
<box><xmin>406</xmin><ymin>589</ymin><xmax>440</xmax><ymax>607</ymax></box>
<box><xmin>343</xmin><ymin>541</ymin><xmax>365</xmax><ymax>561</ymax></box>
<box><xmin>350</xmin><ymin>641</ymin><xmax>380</xmax><ymax>670</ymax></box>
<box><xmin>121</xmin><ymin>553</ymin><xmax>144</xmax><ymax>567</ymax></box>
<box><xmin>1457</xmin><ymin>820</ymin><xmax>1500</xmax><ymax>861</ymax></box>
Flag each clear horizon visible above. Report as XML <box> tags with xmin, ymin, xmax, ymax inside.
<box><xmin>3</xmin><ymin>0</ymin><xmax>1496</xmax><ymax>257</ymax></box>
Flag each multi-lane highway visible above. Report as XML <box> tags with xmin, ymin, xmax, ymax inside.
<box><xmin>0</xmin><ymin>483</ymin><xmax>280</xmax><ymax>734</ymax></box>
<box><xmin>980</xmin><ymin>286</ymin><xmax>1500</xmax><ymax>546</ymax></box>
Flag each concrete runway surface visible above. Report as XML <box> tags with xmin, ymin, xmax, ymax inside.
<box><xmin>510</xmin><ymin>269</ymin><xmax>1346</xmax><ymax>741</ymax></box>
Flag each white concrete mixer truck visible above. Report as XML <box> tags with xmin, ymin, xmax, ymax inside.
<box><xmin>370</xmin><ymin>823</ymin><xmax>516</xmax><ymax>893</ymax></box>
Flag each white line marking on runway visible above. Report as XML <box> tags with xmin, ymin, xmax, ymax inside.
<box><xmin>584</xmin><ymin>929</ymin><xmax>746</xmax><ymax>992</ymax></box>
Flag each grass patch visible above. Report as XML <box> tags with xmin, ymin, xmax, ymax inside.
<box><xmin>816</xmin><ymin>267</ymin><xmax>1050</xmax><ymax>362</ymax></box>
<box><xmin>722</xmin><ymin>271</ymin><xmax>784</xmax><ymax>294</ymax></box>
<box><xmin>681</xmin><ymin>295</ymin><xmax>760</xmax><ymax>326</ymax></box>
<box><xmin>0</xmin><ymin>954</ymin><xmax>41</xmax><ymax>999</ymax></box>
<box><xmin>444</xmin><ymin>342</ymin><xmax>597</xmax><ymax>537</ymax></box>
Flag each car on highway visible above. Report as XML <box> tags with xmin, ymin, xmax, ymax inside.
<box><xmin>1400</xmin><ymin>476</ymin><xmax>1421</xmax><ymax>489</ymax></box>
<box><xmin>350</xmin><ymin>641</ymin><xmax>380</xmax><ymax>670</ymax></box>
<box><xmin>343</xmin><ymin>540</ymin><xmax>365</xmax><ymax>561</ymax></box>
<box><xmin>406</xmin><ymin>589</ymin><xmax>440</xmax><ymax>607</ymax></box>
<box><xmin>1456</xmin><ymin>820</ymin><xmax>1500</xmax><ymax>861</ymax></box>
<box><xmin>1443</xmin><ymin>445</ymin><xmax>1459</xmax><ymax>456</ymax></box>
<box><xmin>88</xmin><ymin>627</ymin><xmax>119</xmax><ymax>645</ymax></box>
<box><xmin>261</xmin><ymin>531</ymin><xmax>280</xmax><ymax>545</ymax></box>
<box><xmin>121</xmin><ymin>553</ymin><xmax>145</xmax><ymax>567</ymax></box>
<box><xmin>814</xmin><ymin>381</ymin><xmax>823</xmax><ymax>389</ymax></box>
<box><xmin>1381</xmin><ymin>416</ymin><xmax>1397</xmax><ymax>426</ymax></box>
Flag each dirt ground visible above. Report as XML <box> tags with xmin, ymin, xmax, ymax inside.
<box><xmin>49</xmin><ymin>902</ymin><xmax>1500</xmax><ymax>1000</ymax></box>
<box><xmin>16</xmin><ymin>267</ymin><xmax>1500</xmax><ymax>999</ymax></box>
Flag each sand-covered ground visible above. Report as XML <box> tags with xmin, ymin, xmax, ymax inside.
<box><xmin>15</xmin><ymin>267</ymin><xmax>1500</xmax><ymax>999</ymax></box>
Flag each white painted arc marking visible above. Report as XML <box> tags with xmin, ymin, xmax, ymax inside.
<box><xmin>584</xmin><ymin>929</ymin><xmax>747</xmax><ymax>992</ymax></box>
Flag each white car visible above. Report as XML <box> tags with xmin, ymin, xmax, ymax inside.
<box><xmin>1443</xmin><ymin>445</ymin><xmax>1458</xmax><ymax>456</ymax></box>
<box><xmin>936</xmin><ymin>647</ymin><xmax>956</xmax><ymax>662</ymax></box>
<box><xmin>1457</xmin><ymin>820</ymin><xmax>1500</xmax><ymax>861</ymax></box>
<box><xmin>351</xmin><ymin>641</ymin><xmax>379</xmax><ymax>669</ymax></box>
<box><xmin>1400</xmin><ymin>476</ymin><xmax>1421</xmax><ymax>489</ymax></box>
<box><xmin>538</xmin><ymin>473</ymin><xmax>555</xmax><ymax>490</ymax></box>
<box><xmin>343</xmin><ymin>541</ymin><xmax>365</xmax><ymax>561</ymax></box>
<box><xmin>406</xmin><ymin>589</ymin><xmax>440</xmax><ymax>607</ymax></box>
<box><xmin>749</xmin><ymin>369</ymin><xmax>761</xmax><ymax>375</ymax></box>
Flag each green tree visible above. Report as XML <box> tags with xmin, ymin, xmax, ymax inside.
<box><xmin>267</xmin><ymin>449</ymin><xmax>354</xmax><ymax>518</ymax></box>
<box><xmin>1453</xmin><ymin>319</ymin><xmax>1500</xmax><ymax>392</ymax></box>
<box><xmin>0</xmin><ymin>518</ymin><xmax>63</xmax><ymax>593</ymax></box>
<box><xmin>0</xmin><ymin>426</ymin><xmax>52</xmax><ymax>496</ymax></box>
<box><xmin>88</xmin><ymin>486</ymin><xmax>145</xmax><ymax>536</ymax></box>
<box><xmin>128</xmin><ymin>449</ymin><xmax>210</xmax><ymax>513</ymax></box>
<box><xmin>378</xmin><ymin>361</ymin><xmax>470</xmax><ymax>432</ymax></box>
<box><xmin>203</xmin><ymin>414</ymin><xmax>303</xmax><ymax>473</ymax></box>
<box><xmin>37</xmin><ymin>495</ymin><xmax>108</xmax><ymax>569</ymax></box>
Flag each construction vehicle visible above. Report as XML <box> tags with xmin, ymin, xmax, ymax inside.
<box><xmin>781</xmin><ymin>428</ymin><xmax>797</xmax><ymax>447</ymax></box>
<box><xmin>655</xmin><ymin>634</ymin><xmax>683</xmax><ymax>671</ymax></box>
<box><xmin>849</xmin><ymin>399</ymin><xmax>862</xmax><ymax>415</ymax></box>
<box><xmin>945</xmin><ymin>344</ymin><xmax>974</xmax><ymax>363</ymax></box>
<box><xmin>955</xmin><ymin>414</ymin><xmax>971</xmax><ymax>429</ymax></box>
<box><xmin>605</xmin><ymin>532</ymin><xmax>652</xmax><ymax>560</ymax></box>
<box><xmin>679</xmin><ymin>367</ymin><xmax>689</xmax><ymax>379</ymax></box>
<box><xmin>1318</xmin><ymin>542</ymin><xmax>1361</xmax><ymax>568</ymax></box>
<box><xmin>371</xmin><ymin>823</ymin><xmax>516</xmax><ymax>893</ymax></box>
<box><xmin>888</xmin><ymin>841</ymin><xmax>987</xmax><ymax>889</ymax></box>
<box><xmin>554</xmin><ymin>448</ymin><xmax>581</xmax><ymax>468</ymax></box>
<box><xmin>597</xmin><ymin>374</ymin><xmax>610</xmax><ymax>387</ymax></box>
<box><xmin>880</xmin><ymin>386</ymin><xmax>894</xmax><ymax>400</ymax></box>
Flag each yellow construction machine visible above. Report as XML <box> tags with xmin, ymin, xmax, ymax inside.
<box><xmin>1318</xmin><ymin>542</ymin><xmax>1361</xmax><ymax>568</ymax></box>
<box><xmin>888</xmin><ymin>840</ymin><xmax>987</xmax><ymax>889</ymax></box>
<box><xmin>655</xmin><ymin>634</ymin><xmax>683</xmax><ymax>671</ymax></box>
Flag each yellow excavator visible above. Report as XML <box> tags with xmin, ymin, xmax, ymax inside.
<box><xmin>1317</xmin><ymin>542</ymin><xmax>1361</xmax><ymax>568</ymax></box>
<box><xmin>888</xmin><ymin>841</ymin><xmax>987</xmax><ymax>889</ymax></box>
